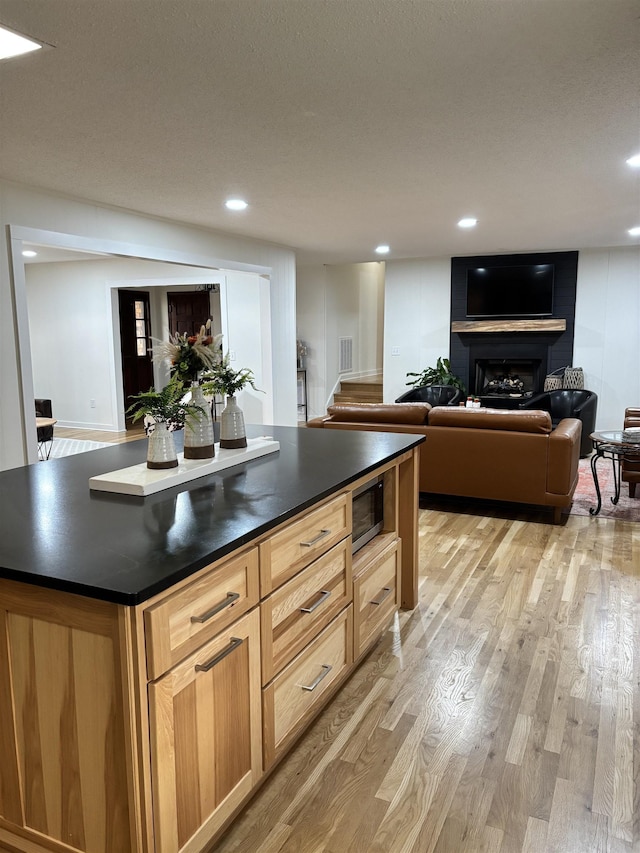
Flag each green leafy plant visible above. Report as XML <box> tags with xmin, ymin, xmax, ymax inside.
<box><xmin>126</xmin><ymin>376</ymin><xmax>199</xmax><ymax>430</ymax></box>
<box><xmin>406</xmin><ymin>357</ymin><xmax>466</xmax><ymax>393</ymax></box>
<box><xmin>202</xmin><ymin>353</ymin><xmax>262</xmax><ymax>398</ymax></box>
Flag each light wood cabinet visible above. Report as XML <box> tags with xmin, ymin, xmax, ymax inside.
<box><xmin>144</xmin><ymin>547</ymin><xmax>259</xmax><ymax>681</ymax></box>
<box><xmin>262</xmin><ymin>606</ymin><xmax>353</xmax><ymax>769</ymax></box>
<box><xmin>353</xmin><ymin>533</ymin><xmax>401</xmax><ymax>659</ymax></box>
<box><xmin>0</xmin><ymin>444</ymin><xmax>420</xmax><ymax>853</ymax></box>
<box><xmin>260</xmin><ymin>537</ymin><xmax>352</xmax><ymax>684</ymax></box>
<box><xmin>0</xmin><ymin>580</ymin><xmax>137</xmax><ymax>853</ymax></box>
<box><xmin>148</xmin><ymin>608</ymin><xmax>262</xmax><ymax>853</ymax></box>
<box><xmin>259</xmin><ymin>492</ymin><xmax>350</xmax><ymax>594</ymax></box>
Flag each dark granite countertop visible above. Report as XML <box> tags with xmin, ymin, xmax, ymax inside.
<box><xmin>0</xmin><ymin>425</ymin><xmax>423</xmax><ymax>605</ymax></box>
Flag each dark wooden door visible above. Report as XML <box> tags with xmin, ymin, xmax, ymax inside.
<box><xmin>119</xmin><ymin>289</ymin><xmax>153</xmax><ymax>426</ymax></box>
<box><xmin>167</xmin><ymin>291</ymin><xmax>211</xmax><ymax>337</ymax></box>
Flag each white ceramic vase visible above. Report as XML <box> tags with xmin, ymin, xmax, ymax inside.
<box><xmin>146</xmin><ymin>421</ymin><xmax>178</xmax><ymax>469</ymax></box>
<box><xmin>219</xmin><ymin>395</ymin><xmax>247</xmax><ymax>449</ymax></box>
<box><xmin>184</xmin><ymin>383</ymin><xmax>215</xmax><ymax>460</ymax></box>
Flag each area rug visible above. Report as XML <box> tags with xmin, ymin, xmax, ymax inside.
<box><xmin>570</xmin><ymin>456</ymin><xmax>639</xmax><ymax>521</ymax></box>
<box><xmin>47</xmin><ymin>438</ymin><xmax>112</xmax><ymax>459</ymax></box>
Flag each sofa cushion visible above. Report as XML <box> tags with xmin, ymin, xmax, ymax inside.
<box><xmin>428</xmin><ymin>406</ymin><xmax>552</xmax><ymax>434</ymax></box>
<box><xmin>327</xmin><ymin>402</ymin><xmax>431</xmax><ymax>425</ymax></box>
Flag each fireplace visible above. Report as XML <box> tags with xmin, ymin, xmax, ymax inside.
<box><xmin>475</xmin><ymin>358</ymin><xmax>542</xmax><ymax>398</ymax></box>
<box><xmin>466</xmin><ymin>339</ymin><xmax>551</xmax><ymax>398</ymax></box>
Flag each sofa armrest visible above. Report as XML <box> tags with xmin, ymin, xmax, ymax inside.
<box><xmin>547</xmin><ymin>418</ymin><xmax>581</xmax><ymax>495</ymax></box>
<box><xmin>306</xmin><ymin>416</ymin><xmax>331</xmax><ymax>428</ymax></box>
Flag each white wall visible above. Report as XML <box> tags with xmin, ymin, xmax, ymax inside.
<box><xmin>1</xmin><ymin>179</ymin><xmax>296</xmax><ymax>469</ymax></box>
<box><xmin>381</xmin><ymin>247</ymin><xmax>640</xmax><ymax>427</ymax></box>
<box><xmin>296</xmin><ymin>262</ymin><xmax>384</xmax><ymax>419</ymax></box>
<box><xmin>383</xmin><ymin>258</ymin><xmax>452</xmax><ymax>402</ymax></box>
<box><xmin>25</xmin><ymin>258</ymin><xmax>270</xmax><ymax>431</ymax></box>
<box><xmin>574</xmin><ymin>247</ymin><xmax>640</xmax><ymax>429</ymax></box>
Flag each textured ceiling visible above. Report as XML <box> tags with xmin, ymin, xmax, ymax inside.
<box><xmin>1</xmin><ymin>0</ymin><xmax>639</xmax><ymax>264</ymax></box>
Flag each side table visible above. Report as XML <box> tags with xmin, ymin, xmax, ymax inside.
<box><xmin>589</xmin><ymin>431</ymin><xmax>640</xmax><ymax>516</ymax></box>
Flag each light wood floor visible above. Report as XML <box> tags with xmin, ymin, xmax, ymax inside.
<box><xmin>54</xmin><ymin>425</ymin><xmax>146</xmax><ymax>443</ymax></box>
<box><xmin>213</xmin><ymin>506</ymin><xmax>639</xmax><ymax>853</ymax></box>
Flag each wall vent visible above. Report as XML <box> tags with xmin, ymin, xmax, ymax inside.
<box><xmin>339</xmin><ymin>337</ymin><xmax>353</xmax><ymax>373</ymax></box>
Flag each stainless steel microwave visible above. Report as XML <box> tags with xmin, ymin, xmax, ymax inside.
<box><xmin>352</xmin><ymin>475</ymin><xmax>384</xmax><ymax>553</ymax></box>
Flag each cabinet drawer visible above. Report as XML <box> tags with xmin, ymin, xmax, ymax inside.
<box><xmin>261</xmin><ymin>538</ymin><xmax>352</xmax><ymax>684</ymax></box>
<box><xmin>353</xmin><ymin>536</ymin><xmax>400</xmax><ymax>658</ymax></box>
<box><xmin>259</xmin><ymin>493</ymin><xmax>351</xmax><ymax>595</ymax></box>
<box><xmin>144</xmin><ymin>548</ymin><xmax>259</xmax><ymax>680</ymax></box>
<box><xmin>262</xmin><ymin>606</ymin><xmax>353</xmax><ymax>769</ymax></box>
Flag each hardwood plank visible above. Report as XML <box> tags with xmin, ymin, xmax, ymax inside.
<box><xmin>209</xmin><ymin>511</ymin><xmax>640</xmax><ymax>853</ymax></box>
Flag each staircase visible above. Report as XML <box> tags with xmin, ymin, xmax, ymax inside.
<box><xmin>333</xmin><ymin>374</ymin><xmax>383</xmax><ymax>404</ymax></box>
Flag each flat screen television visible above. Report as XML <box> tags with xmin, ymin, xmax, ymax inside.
<box><xmin>466</xmin><ymin>264</ymin><xmax>554</xmax><ymax>318</ymax></box>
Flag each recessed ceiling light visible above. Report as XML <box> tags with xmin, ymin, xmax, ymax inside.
<box><xmin>22</xmin><ymin>249</ymin><xmax>37</xmax><ymax>258</ymax></box>
<box><xmin>0</xmin><ymin>24</ymin><xmax>42</xmax><ymax>60</ymax></box>
<box><xmin>375</xmin><ymin>245</ymin><xmax>390</xmax><ymax>254</ymax></box>
<box><xmin>628</xmin><ymin>226</ymin><xmax>640</xmax><ymax>236</ymax></box>
<box><xmin>225</xmin><ymin>199</ymin><xmax>248</xmax><ymax>211</ymax></box>
<box><xmin>458</xmin><ymin>217</ymin><xmax>478</xmax><ymax>229</ymax></box>
<box><xmin>626</xmin><ymin>153</ymin><xmax>640</xmax><ymax>168</ymax></box>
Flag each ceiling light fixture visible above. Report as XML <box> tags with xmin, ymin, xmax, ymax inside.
<box><xmin>457</xmin><ymin>217</ymin><xmax>478</xmax><ymax>229</ymax></box>
<box><xmin>626</xmin><ymin>153</ymin><xmax>640</xmax><ymax>168</ymax></box>
<box><xmin>22</xmin><ymin>249</ymin><xmax>37</xmax><ymax>258</ymax></box>
<box><xmin>628</xmin><ymin>226</ymin><xmax>640</xmax><ymax>236</ymax></box>
<box><xmin>375</xmin><ymin>245</ymin><xmax>390</xmax><ymax>254</ymax></box>
<box><xmin>0</xmin><ymin>24</ymin><xmax>42</xmax><ymax>60</ymax></box>
<box><xmin>225</xmin><ymin>199</ymin><xmax>248</xmax><ymax>211</ymax></box>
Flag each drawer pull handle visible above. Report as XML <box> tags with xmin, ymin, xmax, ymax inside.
<box><xmin>301</xmin><ymin>664</ymin><xmax>332</xmax><ymax>692</ymax></box>
<box><xmin>195</xmin><ymin>637</ymin><xmax>243</xmax><ymax>672</ymax></box>
<box><xmin>370</xmin><ymin>586</ymin><xmax>392</xmax><ymax>606</ymax></box>
<box><xmin>300</xmin><ymin>528</ymin><xmax>331</xmax><ymax>547</ymax></box>
<box><xmin>300</xmin><ymin>590</ymin><xmax>331</xmax><ymax>613</ymax></box>
<box><xmin>191</xmin><ymin>592</ymin><xmax>240</xmax><ymax>624</ymax></box>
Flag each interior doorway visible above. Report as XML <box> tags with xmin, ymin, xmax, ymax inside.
<box><xmin>118</xmin><ymin>289</ymin><xmax>154</xmax><ymax>427</ymax></box>
<box><xmin>167</xmin><ymin>291</ymin><xmax>211</xmax><ymax>337</ymax></box>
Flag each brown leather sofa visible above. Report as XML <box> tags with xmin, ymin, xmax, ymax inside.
<box><xmin>307</xmin><ymin>402</ymin><xmax>582</xmax><ymax>522</ymax></box>
<box><xmin>622</xmin><ymin>407</ymin><xmax>640</xmax><ymax>498</ymax></box>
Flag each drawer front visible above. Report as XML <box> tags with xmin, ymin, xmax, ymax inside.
<box><xmin>144</xmin><ymin>548</ymin><xmax>260</xmax><ymax>680</ymax></box>
<box><xmin>259</xmin><ymin>493</ymin><xmax>350</xmax><ymax>595</ymax></box>
<box><xmin>354</xmin><ymin>538</ymin><xmax>400</xmax><ymax>658</ymax></box>
<box><xmin>262</xmin><ymin>606</ymin><xmax>353</xmax><ymax>769</ymax></box>
<box><xmin>261</xmin><ymin>538</ymin><xmax>352</xmax><ymax>684</ymax></box>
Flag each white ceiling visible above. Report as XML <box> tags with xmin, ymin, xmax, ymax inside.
<box><xmin>1</xmin><ymin>0</ymin><xmax>639</xmax><ymax>265</ymax></box>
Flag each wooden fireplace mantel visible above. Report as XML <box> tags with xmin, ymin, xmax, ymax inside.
<box><xmin>451</xmin><ymin>319</ymin><xmax>567</xmax><ymax>333</ymax></box>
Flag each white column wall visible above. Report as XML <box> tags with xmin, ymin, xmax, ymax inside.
<box><xmin>573</xmin><ymin>247</ymin><xmax>640</xmax><ymax>429</ymax></box>
<box><xmin>0</xmin><ymin>179</ymin><xmax>296</xmax><ymax>470</ymax></box>
<box><xmin>383</xmin><ymin>258</ymin><xmax>452</xmax><ymax>403</ymax></box>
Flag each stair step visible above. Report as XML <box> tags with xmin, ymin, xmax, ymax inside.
<box><xmin>333</xmin><ymin>374</ymin><xmax>383</xmax><ymax>405</ymax></box>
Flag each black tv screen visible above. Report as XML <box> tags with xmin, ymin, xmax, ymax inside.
<box><xmin>466</xmin><ymin>264</ymin><xmax>554</xmax><ymax>318</ymax></box>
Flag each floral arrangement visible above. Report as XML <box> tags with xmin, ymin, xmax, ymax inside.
<box><xmin>125</xmin><ymin>375</ymin><xmax>199</xmax><ymax>430</ymax></box>
<box><xmin>153</xmin><ymin>319</ymin><xmax>222</xmax><ymax>384</ymax></box>
<box><xmin>202</xmin><ymin>352</ymin><xmax>262</xmax><ymax>398</ymax></box>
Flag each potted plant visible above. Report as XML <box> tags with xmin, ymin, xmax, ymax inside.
<box><xmin>126</xmin><ymin>377</ymin><xmax>198</xmax><ymax>469</ymax></box>
<box><xmin>405</xmin><ymin>357</ymin><xmax>465</xmax><ymax>393</ymax></box>
<box><xmin>202</xmin><ymin>353</ymin><xmax>262</xmax><ymax>449</ymax></box>
<box><xmin>152</xmin><ymin>320</ymin><xmax>222</xmax><ymax>459</ymax></box>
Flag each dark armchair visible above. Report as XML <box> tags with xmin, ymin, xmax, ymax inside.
<box><xmin>395</xmin><ymin>384</ymin><xmax>463</xmax><ymax>406</ymax></box>
<box><xmin>519</xmin><ymin>389</ymin><xmax>597</xmax><ymax>457</ymax></box>
<box><xmin>622</xmin><ymin>407</ymin><xmax>640</xmax><ymax>498</ymax></box>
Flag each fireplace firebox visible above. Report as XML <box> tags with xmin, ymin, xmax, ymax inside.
<box><xmin>475</xmin><ymin>358</ymin><xmax>542</xmax><ymax>398</ymax></box>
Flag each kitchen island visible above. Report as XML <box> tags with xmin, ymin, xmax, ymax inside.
<box><xmin>0</xmin><ymin>425</ymin><xmax>423</xmax><ymax>853</ymax></box>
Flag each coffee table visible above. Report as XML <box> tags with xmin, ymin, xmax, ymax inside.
<box><xmin>589</xmin><ymin>430</ymin><xmax>640</xmax><ymax>516</ymax></box>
